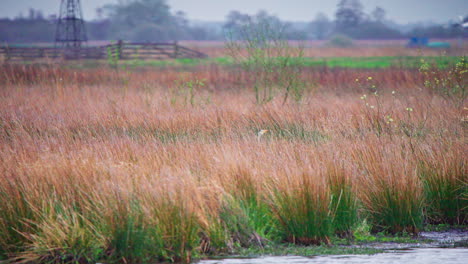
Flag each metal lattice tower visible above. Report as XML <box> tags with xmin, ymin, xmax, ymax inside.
<box><xmin>55</xmin><ymin>0</ymin><xmax>87</xmax><ymax>48</ymax></box>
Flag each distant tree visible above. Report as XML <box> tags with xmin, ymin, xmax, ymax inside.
<box><xmin>349</xmin><ymin>21</ymin><xmax>403</xmax><ymax>39</ymax></box>
<box><xmin>0</xmin><ymin>12</ymin><xmax>55</xmax><ymax>43</ymax></box>
<box><xmin>255</xmin><ymin>10</ymin><xmax>282</xmax><ymax>26</ymax></box>
<box><xmin>332</xmin><ymin>1</ymin><xmax>403</xmax><ymax>39</ymax></box>
<box><xmin>407</xmin><ymin>25</ymin><xmax>465</xmax><ymax>38</ymax></box>
<box><xmin>98</xmin><ymin>0</ymin><xmax>225</xmax><ymax>41</ymax></box>
<box><xmin>188</xmin><ymin>26</ymin><xmax>208</xmax><ymax>40</ymax></box>
<box><xmin>223</xmin><ymin>10</ymin><xmax>251</xmax><ymax>31</ymax></box>
<box><xmin>132</xmin><ymin>23</ymin><xmax>179</xmax><ymax>41</ymax></box>
<box><xmin>15</xmin><ymin>12</ymin><xmax>24</xmax><ymax>20</ymax></box>
<box><xmin>36</xmin><ymin>10</ymin><xmax>45</xmax><ymax>20</ymax></box>
<box><xmin>223</xmin><ymin>10</ymin><xmax>305</xmax><ymax>40</ymax></box>
<box><xmin>371</xmin><ymin>6</ymin><xmax>386</xmax><ymax>23</ymax></box>
<box><xmin>173</xmin><ymin>11</ymin><xmax>191</xmax><ymax>39</ymax></box>
<box><xmin>48</xmin><ymin>14</ymin><xmax>57</xmax><ymax>21</ymax></box>
<box><xmin>28</xmin><ymin>8</ymin><xmax>36</xmax><ymax>20</ymax></box>
<box><xmin>103</xmin><ymin>0</ymin><xmax>172</xmax><ymax>27</ymax></box>
<box><xmin>103</xmin><ymin>0</ymin><xmax>180</xmax><ymax>41</ymax></box>
<box><xmin>87</xmin><ymin>19</ymin><xmax>112</xmax><ymax>40</ymax></box>
<box><xmin>309</xmin><ymin>12</ymin><xmax>332</xmax><ymax>40</ymax></box>
<box><xmin>96</xmin><ymin>7</ymin><xmax>104</xmax><ymax>19</ymax></box>
<box><xmin>335</xmin><ymin>0</ymin><xmax>365</xmax><ymax>32</ymax></box>
<box><xmin>174</xmin><ymin>11</ymin><xmax>188</xmax><ymax>28</ymax></box>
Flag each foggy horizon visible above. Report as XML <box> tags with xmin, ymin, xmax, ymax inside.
<box><xmin>0</xmin><ymin>0</ymin><xmax>466</xmax><ymax>24</ymax></box>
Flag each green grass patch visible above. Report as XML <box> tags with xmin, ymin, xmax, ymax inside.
<box><xmin>115</xmin><ymin>56</ymin><xmax>460</xmax><ymax>69</ymax></box>
<box><xmin>57</xmin><ymin>56</ymin><xmax>461</xmax><ymax>70</ymax></box>
<box><xmin>297</xmin><ymin>56</ymin><xmax>458</xmax><ymax>69</ymax></box>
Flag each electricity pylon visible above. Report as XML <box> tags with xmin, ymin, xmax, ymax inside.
<box><xmin>55</xmin><ymin>0</ymin><xmax>87</xmax><ymax>48</ymax></box>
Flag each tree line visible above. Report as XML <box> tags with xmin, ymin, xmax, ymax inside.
<box><xmin>0</xmin><ymin>0</ymin><xmax>465</xmax><ymax>43</ymax></box>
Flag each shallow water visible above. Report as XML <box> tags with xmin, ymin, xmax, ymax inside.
<box><xmin>421</xmin><ymin>230</ymin><xmax>468</xmax><ymax>244</ymax></box>
<box><xmin>197</xmin><ymin>230</ymin><xmax>468</xmax><ymax>264</ymax></box>
<box><xmin>197</xmin><ymin>248</ymin><xmax>468</xmax><ymax>264</ymax></box>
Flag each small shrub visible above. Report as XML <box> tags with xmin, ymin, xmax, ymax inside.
<box><xmin>419</xmin><ymin>56</ymin><xmax>467</xmax><ymax>106</ymax></box>
<box><xmin>171</xmin><ymin>77</ymin><xmax>210</xmax><ymax>107</ymax></box>
<box><xmin>225</xmin><ymin>18</ymin><xmax>307</xmax><ymax>104</ymax></box>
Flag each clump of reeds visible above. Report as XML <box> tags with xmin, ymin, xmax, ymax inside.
<box><xmin>326</xmin><ymin>162</ymin><xmax>358</xmax><ymax>237</ymax></box>
<box><xmin>418</xmin><ymin>145</ymin><xmax>467</xmax><ymax>225</ymax></box>
<box><xmin>352</xmin><ymin>141</ymin><xmax>424</xmax><ymax>234</ymax></box>
<box><xmin>269</xmin><ymin>169</ymin><xmax>333</xmax><ymax>245</ymax></box>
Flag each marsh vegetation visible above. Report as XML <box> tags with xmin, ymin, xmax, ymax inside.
<box><xmin>0</xmin><ymin>46</ymin><xmax>466</xmax><ymax>263</ymax></box>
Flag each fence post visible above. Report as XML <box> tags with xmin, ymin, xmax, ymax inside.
<box><xmin>117</xmin><ymin>40</ymin><xmax>123</xmax><ymax>59</ymax></box>
<box><xmin>174</xmin><ymin>41</ymin><xmax>179</xmax><ymax>59</ymax></box>
<box><xmin>5</xmin><ymin>45</ymin><xmax>11</xmax><ymax>62</ymax></box>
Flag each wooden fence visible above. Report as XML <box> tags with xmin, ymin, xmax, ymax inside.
<box><xmin>0</xmin><ymin>41</ymin><xmax>207</xmax><ymax>61</ymax></box>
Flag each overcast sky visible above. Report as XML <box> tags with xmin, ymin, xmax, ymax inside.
<box><xmin>0</xmin><ymin>0</ymin><xmax>466</xmax><ymax>23</ymax></box>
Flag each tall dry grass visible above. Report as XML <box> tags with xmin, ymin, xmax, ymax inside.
<box><xmin>0</xmin><ymin>64</ymin><xmax>466</xmax><ymax>263</ymax></box>
<box><xmin>0</xmin><ymin>63</ymin><xmax>428</xmax><ymax>92</ymax></box>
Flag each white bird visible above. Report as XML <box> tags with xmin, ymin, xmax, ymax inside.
<box><xmin>257</xmin><ymin>129</ymin><xmax>268</xmax><ymax>141</ymax></box>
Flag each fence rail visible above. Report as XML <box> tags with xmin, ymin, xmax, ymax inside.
<box><xmin>0</xmin><ymin>41</ymin><xmax>207</xmax><ymax>61</ymax></box>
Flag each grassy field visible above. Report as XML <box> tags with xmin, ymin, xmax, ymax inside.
<box><xmin>0</xmin><ymin>50</ymin><xmax>467</xmax><ymax>263</ymax></box>
<box><xmin>181</xmin><ymin>40</ymin><xmax>466</xmax><ymax>58</ymax></box>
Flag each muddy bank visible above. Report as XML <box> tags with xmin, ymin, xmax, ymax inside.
<box><xmin>351</xmin><ymin>229</ymin><xmax>468</xmax><ymax>250</ymax></box>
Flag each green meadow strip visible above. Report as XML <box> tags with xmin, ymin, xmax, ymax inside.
<box><xmin>58</xmin><ymin>56</ymin><xmax>462</xmax><ymax>69</ymax></box>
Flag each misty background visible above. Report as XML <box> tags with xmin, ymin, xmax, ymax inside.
<box><xmin>0</xmin><ymin>0</ymin><xmax>466</xmax><ymax>43</ymax></box>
